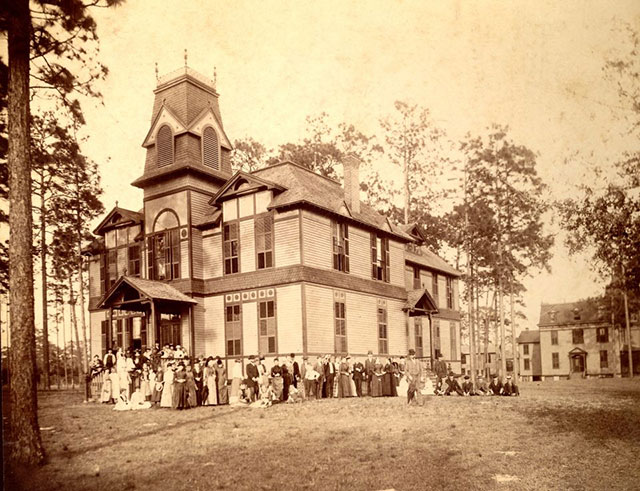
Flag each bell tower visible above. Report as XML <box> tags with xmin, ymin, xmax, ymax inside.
<box><xmin>132</xmin><ymin>62</ymin><xmax>233</xmax><ymax>282</ymax></box>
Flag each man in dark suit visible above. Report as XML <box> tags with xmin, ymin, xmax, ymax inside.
<box><xmin>502</xmin><ymin>375</ymin><xmax>519</xmax><ymax>396</ymax></box>
<box><xmin>443</xmin><ymin>372</ymin><xmax>463</xmax><ymax>396</ymax></box>
<box><xmin>289</xmin><ymin>353</ymin><xmax>301</xmax><ymax>389</ymax></box>
<box><xmin>245</xmin><ymin>355</ymin><xmax>260</xmax><ymax>401</ymax></box>
<box><xmin>364</xmin><ymin>350</ymin><xmax>375</xmax><ymax>396</ymax></box>
<box><xmin>433</xmin><ymin>354</ymin><xmax>448</xmax><ymax>388</ymax></box>
<box><xmin>489</xmin><ymin>374</ymin><xmax>503</xmax><ymax>395</ymax></box>
<box><xmin>352</xmin><ymin>360</ymin><xmax>364</xmax><ymax>397</ymax></box>
<box><xmin>461</xmin><ymin>375</ymin><xmax>474</xmax><ymax>396</ymax></box>
<box><xmin>314</xmin><ymin>356</ymin><xmax>325</xmax><ymax>400</ymax></box>
<box><xmin>324</xmin><ymin>355</ymin><xmax>336</xmax><ymax>398</ymax></box>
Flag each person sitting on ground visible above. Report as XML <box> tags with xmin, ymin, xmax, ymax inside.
<box><xmin>287</xmin><ymin>385</ymin><xmax>303</xmax><ymax>403</ymax></box>
<box><xmin>235</xmin><ymin>382</ymin><xmax>251</xmax><ymax>405</ymax></box>
<box><xmin>130</xmin><ymin>387</ymin><xmax>152</xmax><ymax>410</ymax></box>
<box><xmin>474</xmin><ymin>375</ymin><xmax>490</xmax><ymax>396</ymax></box>
<box><xmin>502</xmin><ymin>375</ymin><xmax>520</xmax><ymax>396</ymax></box>
<box><xmin>443</xmin><ymin>372</ymin><xmax>464</xmax><ymax>396</ymax></box>
<box><xmin>489</xmin><ymin>374</ymin><xmax>503</xmax><ymax>395</ymax></box>
<box><xmin>461</xmin><ymin>375</ymin><xmax>474</xmax><ymax>396</ymax></box>
<box><xmin>113</xmin><ymin>390</ymin><xmax>130</xmax><ymax>411</ymax></box>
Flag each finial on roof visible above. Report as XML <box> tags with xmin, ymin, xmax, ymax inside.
<box><xmin>115</xmin><ymin>200</ymin><xmax>119</xmax><ymax>208</ymax></box>
<box><xmin>155</xmin><ymin>62</ymin><xmax>159</xmax><ymax>81</ymax></box>
<box><xmin>184</xmin><ymin>49</ymin><xmax>188</xmax><ymax>67</ymax></box>
<box><xmin>213</xmin><ymin>66</ymin><xmax>217</xmax><ymax>89</ymax></box>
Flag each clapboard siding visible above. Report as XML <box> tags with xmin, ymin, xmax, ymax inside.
<box><xmin>274</xmin><ymin>216</ymin><xmax>300</xmax><ymax>267</ymax></box>
<box><xmin>302</xmin><ymin>211</ymin><xmax>331</xmax><ymax>269</ymax></box>
<box><xmin>192</xmin><ymin>228</ymin><xmax>203</xmax><ymax>279</ymax></box>
<box><xmin>243</xmin><ymin>300</ymin><xmax>258</xmax><ymax>357</ymax></box>
<box><xmin>90</xmin><ymin>311</ymin><xmax>107</xmax><ymax>357</ymax></box>
<box><xmin>389</xmin><ymin>240</ymin><xmax>405</xmax><ymax>287</ymax></box>
<box><xmin>190</xmin><ymin>191</ymin><xmax>213</xmax><ymax>225</ymax></box>
<box><xmin>421</xmin><ymin>271</ymin><xmax>433</xmax><ymax>293</ymax></box>
<box><xmin>349</xmin><ymin>227</ymin><xmax>370</xmax><ymax>279</ymax></box>
<box><xmin>344</xmin><ymin>291</ymin><xmax>377</xmax><ymax>354</ymax></box>
<box><xmin>203</xmin><ymin>233</ymin><xmax>222</xmax><ymax>279</ymax></box>
<box><xmin>240</xmin><ymin>218</ymin><xmax>255</xmax><ymax>273</ymax></box>
<box><xmin>181</xmin><ymin>240</ymin><xmax>189</xmax><ymax>279</ymax></box>
<box><xmin>276</xmin><ymin>284</ymin><xmax>303</xmax><ymax>353</ymax></box>
<box><xmin>145</xmin><ymin>191</ymin><xmax>188</xmax><ymax>234</ymax></box>
<box><xmin>193</xmin><ymin>297</ymin><xmax>206</xmax><ymax>356</ymax></box>
<box><xmin>305</xmin><ymin>284</ymin><xmax>334</xmax><ymax>353</ymax></box>
<box><xmin>89</xmin><ymin>257</ymin><xmax>101</xmax><ymax>297</ymax></box>
<box><xmin>388</xmin><ymin>298</ymin><xmax>408</xmax><ymax>355</ymax></box>
<box><xmin>203</xmin><ymin>295</ymin><xmax>225</xmax><ymax>355</ymax></box>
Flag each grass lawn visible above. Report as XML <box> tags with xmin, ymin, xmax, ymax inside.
<box><xmin>4</xmin><ymin>378</ymin><xmax>640</xmax><ymax>490</ymax></box>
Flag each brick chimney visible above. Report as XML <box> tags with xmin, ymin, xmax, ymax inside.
<box><xmin>343</xmin><ymin>154</ymin><xmax>361</xmax><ymax>214</ymax></box>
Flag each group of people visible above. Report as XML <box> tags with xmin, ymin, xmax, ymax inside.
<box><xmin>90</xmin><ymin>344</ymin><xmax>519</xmax><ymax>411</ymax></box>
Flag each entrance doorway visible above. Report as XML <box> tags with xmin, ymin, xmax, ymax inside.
<box><xmin>159</xmin><ymin>313</ymin><xmax>181</xmax><ymax>347</ymax></box>
<box><xmin>571</xmin><ymin>354</ymin><xmax>585</xmax><ymax>374</ymax></box>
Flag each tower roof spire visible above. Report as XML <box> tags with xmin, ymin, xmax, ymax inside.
<box><xmin>184</xmin><ymin>48</ymin><xmax>188</xmax><ymax>67</ymax></box>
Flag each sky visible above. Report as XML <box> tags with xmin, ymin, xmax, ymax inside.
<box><xmin>3</xmin><ymin>0</ymin><xmax>640</xmax><ymax>348</ymax></box>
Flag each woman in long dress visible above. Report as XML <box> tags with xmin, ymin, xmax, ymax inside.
<box><xmin>204</xmin><ymin>359</ymin><xmax>218</xmax><ymax>406</ymax></box>
<box><xmin>371</xmin><ymin>358</ymin><xmax>384</xmax><ymax>397</ymax></box>
<box><xmin>116</xmin><ymin>350</ymin><xmax>129</xmax><ymax>399</ymax></box>
<box><xmin>229</xmin><ymin>359</ymin><xmax>243</xmax><ymax>404</ymax></box>
<box><xmin>172</xmin><ymin>363</ymin><xmax>187</xmax><ymax>409</ymax></box>
<box><xmin>270</xmin><ymin>358</ymin><xmax>284</xmax><ymax>401</ymax></box>
<box><xmin>109</xmin><ymin>367</ymin><xmax>120</xmax><ymax>403</ymax></box>
<box><xmin>100</xmin><ymin>369</ymin><xmax>113</xmax><ymax>403</ymax></box>
<box><xmin>151</xmin><ymin>367</ymin><xmax>163</xmax><ymax>405</ymax></box>
<box><xmin>215</xmin><ymin>357</ymin><xmax>228</xmax><ymax>405</ymax></box>
<box><xmin>383</xmin><ymin>358</ymin><xmax>397</xmax><ymax>397</ymax></box>
<box><xmin>185</xmin><ymin>365</ymin><xmax>198</xmax><ymax>408</ymax></box>
<box><xmin>258</xmin><ymin>357</ymin><xmax>269</xmax><ymax>396</ymax></box>
<box><xmin>337</xmin><ymin>356</ymin><xmax>352</xmax><ymax>398</ymax></box>
<box><xmin>193</xmin><ymin>360</ymin><xmax>204</xmax><ymax>406</ymax></box>
<box><xmin>160</xmin><ymin>364</ymin><xmax>174</xmax><ymax>408</ymax></box>
<box><xmin>140</xmin><ymin>364</ymin><xmax>151</xmax><ymax>400</ymax></box>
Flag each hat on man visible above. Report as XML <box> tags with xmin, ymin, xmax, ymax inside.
<box><xmin>492</xmin><ymin>374</ymin><xmax>498</xmax><ymax>378</ymax></box>
<box><xmin>303</xmin><ymin>356</ymin><xmax>308</xmax><ymax>360</ymax></box>
<box><xmin>408</xmin><ymin>348</ymin><xmax>416</xmax><ymax>355</ymax></box>
<box><xmin>464</xmin><ymin>375</ymin><xmax>470</xmax><ymax>380</ymax></box>
<box><xmin>367</xmin><ymin>350</ymin><xmax>373</xmax><ymax>355</ymax></box>
<box><xmin>448</xmin><ymin>371</ymin><xmax>455</xmax><ymax>377</ymax></box>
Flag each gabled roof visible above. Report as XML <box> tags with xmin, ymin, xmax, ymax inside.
<box><xmin>539</xmin><ymin>298</ymin><xmax>609</xmax><ymax>327</ymax></box>
<box><xmin>405</xmin><ymin>246</ymin><xmax>462</xmax><ymax>277</ymax></box>
<box><xmin>141</xmin><ymin>103</ymin><xmax>187</xmax><ymax>147</ymax></box>
<box><xmin>209</xmin><ymin>171</ymin><xmax>285</xmax><ymax>205</ymax></box>
<box><xmin>187</xmin><ymin>106</ymin><xmax>233</xmax><ymax>150</ymax></box>
<box><xmin>251</xmin><ymin>161</ymin><xmax>414</xmax><ymax>242</ymax></box>
<box><xmin>194</xmin><ymin>209</ymin><xmax>222</xmax><ymax>229</ymax></box>
<box><xmin>517</xmin><ymin>330</ymin><xmax>540</xmax><ymax>344</ymax></box>
<box><xmin>81</xmin><ymin>237</ymin><xmax>105</xmax><ymax>256</ymax></box>
<box><xmin>402</xmin><ymin>223</ymin><xmax>428</xmax><ymax>244</ymax></box>
<box><xmin>98</xmin><ymin>276</ymin><xmax>197</xmax><ymax>310</ymax></box>
<box><xmin>93</xmin><ymin>206</ymin><xmax>143</xmax><ymax>235</ymax></box>
<box><xmin>404</xmin><ymin>289</ymin><xmax>439</xmax><ymax>315</ymax></box>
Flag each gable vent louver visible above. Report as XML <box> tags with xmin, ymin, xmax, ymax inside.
<box><xmin>202</xmin><ymin>127</ymin><xmax>219</xmax><ymax>170</ymax></box>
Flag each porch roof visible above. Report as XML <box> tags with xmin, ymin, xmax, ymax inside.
<box><xmin>403</xmin><ymin>289</ymin><xmax>439</xmax><ymax>316</ymax></box>
<box><xmin>98</xmin><ymin>276</ymin><xmax>197</xmax><ymax>310</ymax></box>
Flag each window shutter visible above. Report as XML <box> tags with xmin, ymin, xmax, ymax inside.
<box><xmin>202</xmin><ymin>127</ymin><xmax>219</xmax><ymax>169</ymax></box>
<box><xmin>384</xmin><ymin>238</ymin><xmax>390</xmax><ymax>283</ymax></box>
<box><xmin>156</xmin><ymin>125</ymin><xmax>173</xmax><ymax>167</ymax></box>
<box><xmin>371</xmin><ymin>233</ymin><xmax>377</xmax><ymax>279</ymax></box>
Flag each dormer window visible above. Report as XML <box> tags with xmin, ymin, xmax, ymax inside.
<box><xmin>548</xmin><ymin>311</ymin><xmax>557</xmax><ymax>322</ymax></box>
<box><xmin>573</xmin><ymin>308</ymin><xmax>581</xmax><ymax>321</ymax></box>
<box><xmin>202</xmin><ymin>126</ymin><xmax>219</xmax><ymax>170</ymax></box>
<box><xmin>156</xmin><ymin>124</ymin><xmax>174</xmax><ymax>167</ymax></box>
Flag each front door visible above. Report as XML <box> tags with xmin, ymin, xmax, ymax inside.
<box><xmin>571</xmin><ymin>354</ymin><xmax>585</xmax><ymax>373</ymax></box>
<box><xmin>159</xmin><ymin>313</ymin><xmax>181</xmax><ymax>347</ymax></box>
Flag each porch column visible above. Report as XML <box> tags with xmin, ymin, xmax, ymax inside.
<box><xmin>108</xmin><ymin>306</ymin><xmax>113</xmax><ymax>349</ymax></box>
<box><xmin>149</xmin><ymin>300</ymin><xmax>156</xmax><ymax>348</ymax></box>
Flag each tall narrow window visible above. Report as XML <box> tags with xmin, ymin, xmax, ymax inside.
<box><xmin>147</xmin><ymin>229</ymin><xmax>180</xmax><ymax>280</ymax></box>
<box><xmin>597</xmin><ymin>327</ymin><xmax>609</xmax><ymax>343</ymax></box>
<box><xmin>523</xmin><ymin>344</ymin><xmax>530</xmax><ymax>355</ymax></box>
<box><xmin>115</xmin><ymin>319</ymin><xmax>123</xmax><ymax>348</ymax></box>
<box><xmin>551</xmin><ymin>331</ymin><xmax>558</xmax><ymax>345</ymax></box>
<box><xmin>255</xmin><ymin>215</ymin><xmax>273</xmax><ymax>269</ymax></box>
<box><xmin>524</xmin><ymin>359</ymin><xmax>531</xmax><ymax>371</ymax></box>
<box><xmin>378</xmin><ymin>303</ymin><xmax>388</xmax><ymax>354</ymax></box>
<box><xmin>223</xmin><ymin>222</ymin><xmax>239</xmax><ymax>274</ymax></box>
<box><xmin>552</xmin><ymin>352</ymin><xmax>559</xmax><ymax>369</ymax></box>
<box><xmin>334</xmin><ymin>299</ymin><xmax>347</xmax><ymax>353</ymax></box>
<box><xmin>572</xmin><ymin>328</ymin><xmax>584</xmax><ymax>344</ymax></box>
<box><xmin>446</xmin><ymin>277</ymin><xmax>453</xmax><ymax>309</ymax></box>
<box><xmin>101</xmin><ymin>320</ymin><xmax>108</xmax><ymax>355</ymax></box>
<box><xmin>450</xmin><ymin>321</ymin><xmax>457</xmax><ymax>360</ymax></box>
<box><xmin>225</xmin><ymin>302</ymin><xmax>242</xmax><ymax>356</ymax></box>
<box><xmin>107</xmin><ymin>250</ymin><xmax>117</xmax><ymax>289</ymax></box>
<box><xmin>128</xmin><ymin>244</ymin><xmax>141</xmax><ymax>277</ymax></box>
<box><xmin>202</xmin><ymin>126</ymin><xmax>220</xmax><ymax>169</ymax></box>
<box><xmin>600</xmin><ymin>350</ymin><xmax>608</xmax><ymax>368</ymax></box>
<box><xmin>332</xmin><ymin>221</ymin><xmax>349</xmax><ymax>272</ymax></box>
<box><xmin>156</xmin><ymin>124</ymin><xmax>174</xmax><ymax>167</ymax></box>
<box><xmin>432</xmin><ymin>273</ymin><xmax>439</xmax><ymax>307</ymax></box>
<box><xmin>415</xmin><ymin>317</ymin><xmax>423</xmax><ymax>358</ymax></box>
<box><xmin>99</xmin><ymin>253</ymin><xmax>106</xmax><ymax>295</ymax></box>
<box><xmin>413</xmin><ymin>267</ymin><xmax>421</xmax><ymax>289</ymax></box>
<box><xmin>371</xmin><ymin>234</ymin><xmax>389</xmax><ymax>282</ymax></box>
<box><xmin>258</xmin><ymin>300</ymin><xmax>277</xmax><ymax>354</ymax></box>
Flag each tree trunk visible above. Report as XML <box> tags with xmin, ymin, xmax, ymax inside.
<box><xmin>61</xmin><ymin>297</ymin><xmax>68</xmax><ymax>388</ymax></box>
<box><xmin>40</xmin><ymin>173</ymin><xmax>50</xmax><ymax>390</ymax></box>
<box><xmin>68</xmin><ymin>276</ymin><xmax>81</xmax><ymax>390</ymax></box>
<box><xmin>7</xmin><ymin>0</ymin><xmax>46</xmax><ymax>465</ymax></box>
<box><xmin>622</xmin><ymin>265</ymin><xmax>633</xmax><ymax>377</ymax></box>
<box><xmin>509</xmin><ymin>278</ymin><xmax>518</xmax><ymax>381</ymax></box>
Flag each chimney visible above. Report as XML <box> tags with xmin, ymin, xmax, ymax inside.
<box><xmin>343</xmin><ymin>154</ymin><xmax>361</xmax><ymax>214</ymax></box>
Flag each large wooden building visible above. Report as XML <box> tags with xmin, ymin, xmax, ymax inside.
<box><xmin>85</xmin><ymin>65</ymin><xmax>462</xmax><ymax>373</ymax></box>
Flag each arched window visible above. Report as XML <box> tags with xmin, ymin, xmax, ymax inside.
<box><xmin>147</xmin><ymin>209</ymin><xmax>180</xmax><ymax>280</ymax></box>
<box><xmin>156</xmin><ymin>124</ymin><xmax>174</xmax><ymax>167</ymax></box>
<box><xmin>202</xmin><ymin>126</ymin><xmax>219</xmax><ymax>170</ymax></box>
<box><xmin>153</xmin><ymin>209</ymin><xmax>179</xmax><ymax>232</ymax></box>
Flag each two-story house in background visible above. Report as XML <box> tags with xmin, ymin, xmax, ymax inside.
<box><xmin>84</xmin><ymin>65</ymin><xmax>462</xmax><ymax>374</ymax></box>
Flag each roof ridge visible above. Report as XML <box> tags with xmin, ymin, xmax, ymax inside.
<box><xmin>253</xmin><ymin>161</ymin><xmax>342</xmax><ymax>186</ymax></box>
